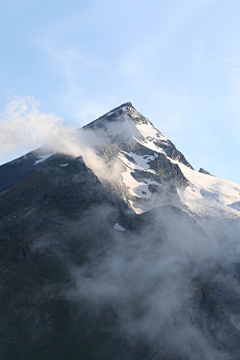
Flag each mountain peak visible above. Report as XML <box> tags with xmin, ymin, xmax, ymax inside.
<box><xmin>119</xmin><ymin>101</ymin><xmax>134</xmax><ymax>108</ymax></box>
<box><xmin>84</xmin><ymin>102</ymin><xmax>135</xmax><ymax>129</ymax></box>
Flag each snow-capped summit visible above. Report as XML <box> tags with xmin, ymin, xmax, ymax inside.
<box><xmin>82</xmin><ymin>103</ymin><xmax>240</xmax><ymax>225</ymax></box>
<box><xmin>85</xmin><ymin>102</ymin><xmax>193</xmax><ymax>169</ymax></box>
<box><xmin>1</xmin><ymin>102</ymin><xmax>240</xmax><ymax>226</ymax></box>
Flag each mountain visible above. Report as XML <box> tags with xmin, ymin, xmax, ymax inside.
<box><xmin>1</xmin><ymin>103</ymin><xmax>240</xmax><ymax>359</ymax></box>
<box><xmin>3</xmin><ymin>102</ymin><xmax>240</xmax><ymax>223</ymax></box>
<box><xmin>84</xmin><ymin>102</ymin><xmax>240</xmax><ymax>218</ymax></box>
<box><xmin>83</xmin><ymin>102</ymin><xmax>240</xmax><ymax>258</ymax></box>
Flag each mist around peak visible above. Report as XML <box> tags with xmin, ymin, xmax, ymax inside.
<box><xmin>1</xmin><ymin>99</ymin><xmax>240</xmax><ymax>359</ymax></box>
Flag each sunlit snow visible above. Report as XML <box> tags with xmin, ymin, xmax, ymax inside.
<box><xmin>126</xmin><ymin>152</ymin><xmax>158</xmax><ymax>168</ymax></box>
<box><xmin>177</xmin><ymin>163</ymin><xmax>240</xmax><ymax>219</ymax></box>
<box><xmin>136</xmin><ymin>122</ymin><xmax>162</xmax><ymax>139</ymax></box>
<box><xmin>118</xmin><ymin>152</ymin><xmax>156</xmax><ymax>174</ymax></box>
<box><xmin>134</xmin><ymin>137</ymin><xmax>166</xmax><ymax>154</ymax></box>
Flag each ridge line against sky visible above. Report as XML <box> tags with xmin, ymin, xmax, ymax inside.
<box><xmin>0</xmin><ymin>0</ymin><xmax>240</xmax><ymax>184</ymax></box>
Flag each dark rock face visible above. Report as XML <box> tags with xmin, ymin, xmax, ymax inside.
<box><xmin>199</xmin><ymin>168</ymin><xmax>213</xmax><ymax>176</ymax></box>
<box><xmin>0</xmin><ymin>155</ymin><xmax>126</xmax><ymax>229</ymax></box>
<box><xmin>0</xmin><ymin>155</ymin><xmax>131</xmax><ymax>359</ymax></box>
<box><xmin>1</xmin><ymin>166</ymin><xmax>240</xmax><ymax>360</ymax></box>
<box><xmin>0</xmin><ymin>149</ymin><xmax>57</xmax><ymax>194</ymax></box>
<box><xmin>0</xmin><ymin>151</ymin><xmax>37</xmax><ymax>194</ymax></box>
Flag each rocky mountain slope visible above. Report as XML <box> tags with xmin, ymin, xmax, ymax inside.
<box><xmin>83</xmin><ymin>102</ymin><xmax>240</xmax><ymax>220</ymax></box>
<box><xmin>2</xmin><ymin>102</ymin><xmax>240</xmax><ymax>224</ymax></box>
<box><xmin>83</xmin><ymin>103</ymin><xmax>240</xmax><ymax>261</ymax></box>
<box><xmin>1</xmin><ymin>103</ymin><xmax>240</xmax><ymax>359</ymax></box>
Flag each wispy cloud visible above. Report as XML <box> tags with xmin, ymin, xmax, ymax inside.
<box><xmin>0</xmin><ymin>95</ymin><xmax>123</xmax><ymax>182</ymax></box>
<box><xmin>0</xmin><ymin>95</ymin><xmax>63</xmax><ymax>156</ymax></box>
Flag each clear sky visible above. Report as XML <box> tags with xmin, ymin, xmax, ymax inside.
<box><xmin>1</xmin><ymin>0</ymin><xmax>240</xmax><ymax>184</ymax></box>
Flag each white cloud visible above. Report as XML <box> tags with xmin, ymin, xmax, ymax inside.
<box><xmin>0</xmin><ymin>95</ymin><xmax>123</xmax><ymax>183</ymax></box>
<box><xmin>0</xmin><ymin>95</ymin><xmax>63</xmax><ymax>155</ymax></box>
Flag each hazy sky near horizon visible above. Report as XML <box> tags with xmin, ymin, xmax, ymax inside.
<box><xmin>1</xmin><ymin>0</ymin><xmax>240</xmax><ymax>183</ymax></box>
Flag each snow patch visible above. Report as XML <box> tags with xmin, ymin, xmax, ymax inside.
<box><xmin>106</xmin><ymin>111</ymin><xmax>114</xmax><ymax>117</ymax></box>
<box><xmin>134</xmin><ymin>137</ymin><xmax>166</xmax><ymax>154</ymax></box>
<box><xmin>128</xmin><ymin>200</ymin><xmax>142</xmax><ymax>214</ymax></box>
<box><xmin>126</xmin><ymin>152</ymin><xmax>158</xmax><ymax>169</ymax></box>
<box><xmin>114</xmin><ymin>223</ymin><xmax>126</xmax><ymax>232</ymax></box>
<box><xmin>33</xmin><ymin>153</ymin><xmax>55</xmax><ymax>165</ymax></box>
<box><xmin>59</xmin><ymin>163</ymin><xmax>69</xmax><ymax>167</ymax></box>
<box><xmin>120</xmin><ymin>166</ymin><xmax>143</xmax><ymax>198</ymax></box>
<box><xmin>120</xmin><ymin>165</ymin><xmax>162</xmax><ymax>205</ymax></box>
<box><xmin>118</xmin><ymin>152</ymin><xmax>156</xmax><ymax>174</ymax></box>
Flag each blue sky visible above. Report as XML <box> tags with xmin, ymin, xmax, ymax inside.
<box><xmin>1</xmin><ymin>0</ymin><xmax>240</xmax><ymax>183</ymax></box>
